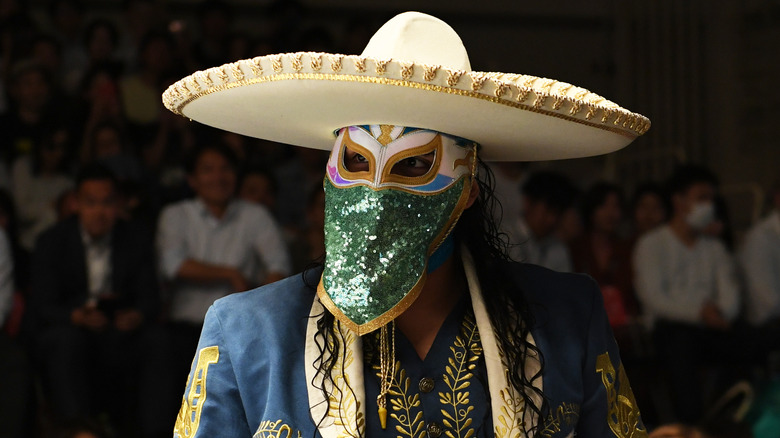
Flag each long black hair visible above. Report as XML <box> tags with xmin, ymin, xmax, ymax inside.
<box><xmin>305</xmin><ymin>157</ymin><xmax>547</xmax><ymax>436</ymax></box>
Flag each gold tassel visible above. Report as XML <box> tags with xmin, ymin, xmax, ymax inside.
<box><xmin>377</xmin><ymin>322</ymin><xmax>395</xmax><ymax>429</ymax></box>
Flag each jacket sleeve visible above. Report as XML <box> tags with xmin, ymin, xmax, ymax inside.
<box><xmin>173</xmin><ymin>305</ymin><xmax>252</xmax><ymax>438</ymax></box>
<box><xmin>576</xmin><ymin>278</ymin><xmax>648</xmax><ymax>437</ymax></box>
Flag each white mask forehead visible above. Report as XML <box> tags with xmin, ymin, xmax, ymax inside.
<box><xmin>327</xmin><ymin>125</ymin><xmax>475</xmax><ymax>192</ymax></box>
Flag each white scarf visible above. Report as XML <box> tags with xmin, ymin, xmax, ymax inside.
<box><xmin>304</xmin><ymin>248</ymin><xmax>543</xmax><ymax>437</ymax></box>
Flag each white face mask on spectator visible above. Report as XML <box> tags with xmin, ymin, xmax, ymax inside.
<box><xmin>686</xmin><ymin>201</ymin><xmax>715</xmax><ymax>230</ymax></box>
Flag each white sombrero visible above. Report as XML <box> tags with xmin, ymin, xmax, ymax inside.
<box><xmin>162</xmin><ymin>11</ymin><xmax>649</xmax><ymax>161</ymax></box>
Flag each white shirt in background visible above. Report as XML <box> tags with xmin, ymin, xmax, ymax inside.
<box><xmin>11</xmin><ymin>156</ymin><xmax>73</xmax><ymax>250</ymax></box>
<box><xmin>508</xmin><ymin>219</ymin><xmax>573</xmax><ymax>273</ymax></box>
<box><xmin>157</xmin><ymin>198</ymin><xmax>291</xmax><ymax>324</ymax></box>
<box><xmin>740</xmin><ymin>210</ymin><xmax>780</xmax><ymax>325</ymax></box>
<box><xmin>633</xmin><ymin>225</ymin><xmax>740</xmax><ymax>326</ymax></box>
<box><xmin>81</xmin><ymin>228</ymin><xmax>112</xmax><ymax>305</ymax></box>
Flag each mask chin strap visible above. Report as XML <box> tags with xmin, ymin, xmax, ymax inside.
<box><xmin>426</xmin><ymin>234</ymin><xmax>455</xmax><ymax>273</ymax></box>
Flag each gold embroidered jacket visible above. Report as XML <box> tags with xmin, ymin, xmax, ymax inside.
<box><xmin>173</xmin><ymin>262</ymin><xmax>647</xmax><ymax>438</ymax></box>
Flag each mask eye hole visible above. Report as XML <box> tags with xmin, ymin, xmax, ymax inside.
<box><xmin>342</xmin><ymin>145</ymin><xmax>370</xmax><ymax>173</ymax></box>
<box><xmin>389</xmin><ymin>151</ymin><xmax>435</xmax><ymax>177</ymax></box>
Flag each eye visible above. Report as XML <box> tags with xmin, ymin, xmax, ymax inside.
<box><xmin>343</xmin><ymin>146</ymin><xmax>370</xmax><ymax>172</ymax></box>
<box><xmin>390</xmin><ymin>152</ymin><xmax>435</xmax><ymax>177</ymax></box>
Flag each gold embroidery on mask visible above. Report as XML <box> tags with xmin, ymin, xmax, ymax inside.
<box><xmin>174</xmin><ymin>346</ymin><xmax>220</xmax><ymax>438</ymax></box>
<box><xmin>539</xmin><ymin>402</ymin><xmax>580</xmax><ymax>438</ymax></box>
<box><xmin>452</xmin><ymin>148</ymin><xmax>475</xmax><ymax>172</ymax></box>
<box><xmin>596</xmin><ymin>352</ymin><xmax>647</xmax><ymax>438</ymax></box>
<box><xmin>253</xmin><ymin>420</ymin><xmax>302</xmax><ymax>438</ymax></box>
<box><xmin>377</xmin><ymin>125</ymin><xmax>394</xmax><ymax>146</ymax></box>
<box><xmin>380</xmin><ymin>134</ymin><xmax>442</xmax><ymax>187</ymax></box>
<box><xmin>439</xmin><ymin>313</ymin><xmax>483</xmax><ymax>438</ymax></box>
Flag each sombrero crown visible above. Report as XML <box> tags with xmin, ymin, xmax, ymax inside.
<box><xmin>163</xmin><ymin>11</ymin><xmax>649</xmax><ymax>160</ymax></box>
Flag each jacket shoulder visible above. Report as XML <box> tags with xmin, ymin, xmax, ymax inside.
<box><xmin>501</xmin><ymin>262</ymin><xmax>602</xmax><ymax>330</ymax></box>
<box><xmin>210</xmin><ymin>269</ymin><xmax>319</xmax><ymax>329</ymax></box>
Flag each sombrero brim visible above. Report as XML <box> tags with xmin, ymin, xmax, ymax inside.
<box><xmin>163</xmin><ymin>52</ymin><xmax>650</xmax><ymax>161</ymax></box>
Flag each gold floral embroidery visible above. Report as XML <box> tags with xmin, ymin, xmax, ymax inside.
<box><xmin>368</xmin><ymin>312</ymin><xmax>485</xmax><ymax>438</ymax></box>
<box><xmin>386</xmin><ymin>363</ymin><xmax>425</xmax><ymax>438</ymax></box>
<box><xmin>493</xmin><ymin>336</ymin><xmax>526</xmax><ymax>438</ymax></box>
<box><xmin>596</xmin><ymin>352</ymin><xmax>647</xmax><ymax>438</ymax></box>
<box><xmin>253</xmin><ymin>419</ymin><xmax>301</xmax><ymax>438</ymax></box>
<box><xmin>538</xmin><ymin>402</ymin><xmax>580</xmax><ymax>438</ymax></box>
<box><xmin>494</xmin><ymin>369</ymin><xmax>525</xmax><ymax>438</ymax></box>
<box><xmin>174</xmin><ymin>346</ymin><xmax>220</xmax><ymax>438</ymax></box>
<box><xmin>328</xmin><ymin>326</ymin><xmax>366</xmax><ymax>438</ymax></box>
<box><xmin>439</xmin><ymin>313</ymin><xmax>482</xmax><ymax>438</ymax></box>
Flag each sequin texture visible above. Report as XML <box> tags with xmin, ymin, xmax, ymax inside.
<box><xmin>322</xmin><ymin>178</ymin><xmax>466</xmax><ymax>327</ymax></box>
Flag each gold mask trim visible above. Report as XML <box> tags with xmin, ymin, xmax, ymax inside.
<box><xmin>337</xmin><ymin>128</ymin><xmax>376</xmax><ymax>182</ymax></box>
<box><xmin>380</xmin><ymin>133</ymin><xmax>442</xmax><ymax>187</ymax></box>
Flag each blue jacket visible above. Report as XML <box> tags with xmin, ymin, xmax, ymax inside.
<box><xmin>173</xmin><ymin>261</ymin><xmax>646</xmax><ymax>438</ymax></box>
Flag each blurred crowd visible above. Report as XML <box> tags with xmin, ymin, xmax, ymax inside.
<box><xmin>0</xmin><ymin>1</ymin><xmax>778</xmax><ymax>438</ymax></box>
<box><xmin>492</xmin><ymin>163</ymin><xmax>780</xmax><ymax>438</ymax></box>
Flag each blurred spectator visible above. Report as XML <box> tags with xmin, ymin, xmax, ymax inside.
<box><xmin>633</xmin><ymin>164</ymin><xmax>740</xmax><ymax>422</ymax></box>
<box><xmin>0</xmin><ymin>189</ymin><xmax>29</xmax><ymax>294</ymax></box>
<box><xmin>506</xmin><ymin>171</ymin><xmax>577</xmax><ymax>272</ymax></box>
<box><xmin>30</xmin><ymin>34</ymin><xmax>63</xmax><ymax>85</ymax></box>
<box><xmin>0</xmin><ymin>225</ymin><xmax>32</xmax><ymax>438</ymax></box>
<box><xmin>76</xmin><ymin>61</ymin><xmax>124</xmax><ymax>143</ymax></box>
<box><xmin>46</xmin><ymin>0</ymin><xmax>87</xmax><ymax>94</ymax></box>
<box><xmin>117</xmin><ymin>0</ymin><xmax>164</xmax><ymax>73</ymax></box>
<box><xmin>0</xmin><ymin>61</ymin><xmax>57</xmax><ymax>163</ymax></box>
<box><xmin>289</xmin><ymin>182</ymin><xmax>326</xmax><ymax>272</ymax></box>
<box><xmin>556</xmin><ymin>204</ymin><xmax>584</xmax><ymax>246</ymax></box>
<box><xmin>192</xmin><ymin>0</ymin><xmax>233</xmax><ymax>68</ymax></box>
<box><xmin>83</xmin><ymin>19</ymin><xmax>120</xmax><ymax>68</ymax></box>
<box><xmin>569</xmin><ymin>182</ymin><xmax>637</xmax><ymax>329</ymax></box>
<box><xmin>238</xmin><ymin>166</ymin><xmax>278</xmax><ymax>213</ymax></box>
<box><xmin>703</xmin><ymin>194</ymin><xmax>735</xmax><ymax>252</ymax></box>
<box><xmin>11</xmin><ymin>125</ymin><xmax>74</xmax><ymax>250</ymax></box>
<box><xmin>30</xmin><ymin>164</ymin><xmax>162</xmax><ymax>434</ymax></box>
<box><xmin>156</xmin><ymin>143</ymin><xmax>290</xmax><ymax>382</ymax></box>
<box><xmin>273</xmin><ymin>145</ymin><xmax>328</xmax><ymax>231</ymax></box>
<box><xmin>740</xmin><ymin>182</ymin><xmax>780</xmax><ymax>328</ymax></box>
<box><xmin>0</xmin><ymin>0</ymin><xmax>38</xmax><ymax>101</ymax></box>
<box><xmin>119</xmin><ymin>30</ymin><xmax>174</xmax><ymax>141</ymax></box>
<box><xmin>0</xmin><ymin>217</ymin><xmax>15</xmax><ymax>326</ymax></box>
<box><xmin>488</xmin><ymin>161</ymin><xmax>526</xmax><ymax>237</ymax></box>
<box><xmin>81</xmin><ymin>120</ymin><xmax>142</xmax><ymax>181</ymax></box>
<box><xmin>631</xmin><ymin>182</ymin><xmax>669</xmax><ymax>238</ymax></box>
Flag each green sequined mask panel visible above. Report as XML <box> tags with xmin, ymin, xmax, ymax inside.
<box><xmin>322</xmin><ymin>179</ymin><xmax>466</xmax><ymax>328</ymax></box>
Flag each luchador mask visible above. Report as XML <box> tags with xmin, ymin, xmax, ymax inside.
<box><xmin>317</xmin><ymin>125</ymin><xmax>477</xmax><ymax>334</ymax></box>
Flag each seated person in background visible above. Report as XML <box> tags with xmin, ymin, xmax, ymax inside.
<box><xmin>633</xmin><ymin>164</ymin><xmax>740</xmax><ymax>423</ymax></box>
<box><xmin>630</xmin><ymin>182</ymin><xmax>668</xmax><ymax>241</ymax></box>
<box><xmin>507</xmin><ymin>171</ymin><xmax>577</xmax><ymax>272</ymax></box>
<box><xmin>569</xmin><ymin>182</ymin><xmax>637</xmax><ymax>331</ymax></box>
<box><xmin>30</xmin><ymin>164</ymin><xmax>164</xmax><ymax>435</ymax></box>
<box><xmin>156</xmin><ymin>142</ymin><xmax>291</xmax><ymax>383</ymax></box>
<box><xmin>740</xmin><ymin>182</ymin><xmax>780</xmax><ymax>349</ymax></box>
<box><xmin>238</xmin><ymin>166</ymin><xmax>278</xmax><ymax>214</ymax></box>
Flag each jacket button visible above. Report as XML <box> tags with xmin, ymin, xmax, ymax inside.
<box><xmin>427</xmin><ymin>421</ymin><xmax>443</xmax><ymax>437</ymax></box>
<box><xmin>419</xmin><ymin>377</ymin><xmax>435</xmax><ymax>393</ymax></box>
